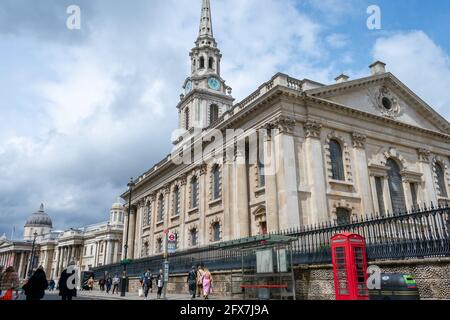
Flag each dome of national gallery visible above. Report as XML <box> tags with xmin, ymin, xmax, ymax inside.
<box><xmin>25</xmin><ymin>204</ymin><xmax>53</xmax><ymax>228</ymax></box>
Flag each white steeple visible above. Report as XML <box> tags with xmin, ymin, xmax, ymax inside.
<box><xmin>174</xmin><ymin>0</ymin><xmax>234</xmax><ymax>145</ymax></box>
<box><xmin>198</xmin><ymin>0</ymin><xmax>214</xmax><ymax>39</ymax></box>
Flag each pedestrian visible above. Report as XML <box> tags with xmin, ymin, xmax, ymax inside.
<box><xmin>202</xmin><ymin>267</ymin><xmax>213</xmax><ymax>299</ymax></box>
<box><xmin>99</xmin><ymin>277</ymin><xmax>105</xmax><ymax>291</ymax></box>
<box><xmin>187</xmin><ymin>266</ymin><xmax>197</xmax><ymax>299</ymax></box>
<box><xmin>22</xmin><ymin>266</ymin><xmax>48</xmax><ymax>301</ymax></box>
<box><xmin>143</xmin><ymin>269</ymin><xmax>153</xmax><ymax>300</ymax></box>
<box><xmin>87</xmin><ymin>276</ymin><xmax>95</xmax><ymax>291</ymax></box>
<box><xmin>156</xmin><ymin>269</ymin><xmax>164</xmax><ymax>299</ymax></box>
<box><xmin>48</xmin><ymin>279</ymin><xmax>56</xmax><ymax>291</ymax></box>
<box><xmin>58</xmin><ymin>261</ymin><xmax>77</xmax><ymax>301</ymax></box>
<box><xmin>105</xmin><ymin>276</ymin><xmax>112</xmax><ymax>294</ymax></box>
<box><xmin>196</xmin><ymin>265</ymin><xmax>204</xmax><ymax>298</ymax></box>
<box><xmin>0</xmin><ymin>266</ymin><xmax>20</xmax><ymax>300</ymax></box>
<box><xmin>112</xmin><ymin>274</ymin><xmax>120</xmax><ymax>294</ymax></box>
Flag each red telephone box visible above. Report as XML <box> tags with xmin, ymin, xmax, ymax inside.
<box><xmin>331</xmin><ymin>233</ymin><xmax>369</xmax><ymax>300</ymax></box>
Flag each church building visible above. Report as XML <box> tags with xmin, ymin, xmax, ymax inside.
<box><xmin>120</xmin><ymin>0</ymin><xmax>450</xmax><ymax>260</ymax></box>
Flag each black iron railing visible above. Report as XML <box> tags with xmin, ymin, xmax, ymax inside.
<box><xmin>91</xmin><ymin>204</ymin><xmax>450</xmax><ymax>278</ymax></box>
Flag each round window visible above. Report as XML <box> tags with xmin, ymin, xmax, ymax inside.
<box><xmin>382</xmin><ymin>97</ymin><xmax>392</xmax><ymax>110</ymax></box>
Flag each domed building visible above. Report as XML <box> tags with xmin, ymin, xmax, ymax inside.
<box><xmin>24</xmin><ymin>204</ymin><xmax>53</xmax><ymax>241</ymax></box>
<box><xmin>0</xmin><ymin>201</ymin><xmax>124</xmax><ymax>281</ymax></box>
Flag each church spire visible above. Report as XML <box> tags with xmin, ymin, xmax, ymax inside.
<box><xmin>198</xmin><ymin>0</ymin><xmax>214</xmax><ymax>39</ymax></box>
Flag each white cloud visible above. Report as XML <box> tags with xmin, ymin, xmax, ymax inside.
<box><xmin>373</xmin><ymin>30</ymin><xmax>450</xmax><ymax>117</ymax></box>
<box><xmin>326</xmin><ymin>33</ymin><xmax>350</xmax><ymax>48</ymax></box>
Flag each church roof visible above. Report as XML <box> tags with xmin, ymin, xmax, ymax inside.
<box><xmin>25</xmin><ymin>204</ymin><xmax>53</xmax><ymax>228</ymax></box>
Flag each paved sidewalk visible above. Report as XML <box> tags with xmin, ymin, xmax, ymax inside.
<box><xmin>76</xmin><ymin>290</ymin><xmax>238</xmax><ymax>301</ymax></box>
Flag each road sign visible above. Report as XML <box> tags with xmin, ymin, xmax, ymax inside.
<box><xmin>168</xmin><ymin>242</ymin><xmax>177</xmax><ymax>254</ymax></box>
<box><xmin>168</xmin><ymin>233</ymin><xmax>176</xmax><ymax>242</ymax></box>
<box><xmin>164</xmin><ymin>261</ymin><xmax>169</xmax><ymax>282</ymax></box>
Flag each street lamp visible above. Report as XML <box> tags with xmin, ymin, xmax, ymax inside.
<box><xmin>121</xmin><ymin>177</ymin><xmax>135</xmax><ymax>297</ymax></box>
<box><xmin>27</xmin><ymin>231</ymin><xmax>38</xmax><ymax>279</ymax></box>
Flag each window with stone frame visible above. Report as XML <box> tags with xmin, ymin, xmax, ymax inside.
<box><xmin>173</xmin><ymin>186</ymin><xmax>181</xmax><ymax>216</ymax></box>
<box><xmin>329</xmin><ymin>139</ymin><xmax>345</xmax><ymax>181</ymax></box>
<box><xmin>374</xmin><ymin>177</ymin><xmax>386</xmax><ymax>215</ymax></box>
<box><xmin>208</xmin><ymin>57</ymin><xmax>214</xmax><ymax>69</ymax></box>
<box><xmin>157</xmin><ymin>194</ymin><xmax>165</xmax><ymax>222</ymax></box>
<box><xmin>435</xmin><ymin>162</ymin><xmax>448</xmax><ymax>198</ymax></box>
<box><xmin>142</xmin><ymin>205</ymin><xmax>149</xmax><ymax>227</ymax></box>
<box><xmin>336</xmin><ymin>208</ymin><xmax>351</xmax><ymax>226</ymax></box>
<box><xmin>212</xmin><ymin>222</ymin><xmax>221</xmax><ymax>242</ymax></box>
<box><xmin>386</xmin><ymin>158</ymin><xmax>406</xmax><ymax>214</ymax></box>
<box><xmin>156</xmin><ymin>238</ymin><xmax>163</xmax><ymax>253</ymax></box>
<box><xmin>258</xmin><ymin>139</ymin><xmax>266</xmax><ymax>188</ymax></box>
<box><xmin>211</xmin><ymin>165</ymin><xmax>221</xmax><ymax>200</ymax></box>
<box><xmin>199</xmin><ymin>56</ymin><xmax>205</xmax><ymax>69</ymax></box>
<box><xmin>190</xmin><ymin>228</ymin><xmax>198</xmax><ymax>246</ymax></box>
<box><xmin>185</xmin><ymin>108</ymin><xmax>190</xmax><ymax>130</ymax></box>
<box><xmin>191</xmin><ymin>176</ymin><xmax>199</xmax><ymax>208</ymax></box>
<box><xmin>147</xmin><ymin>202</ymin><xmax>152</xmax><ymax>226</ymax></box>
<box><xmin>209</xmin><ymin>104</ymin><xmax>219</xmax><ymax>125</ymax></box>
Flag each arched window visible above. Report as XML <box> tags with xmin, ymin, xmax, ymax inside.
<box><xmin>113</xmin><ymin>212</ymin><xmax>117</xmax><ymax>221</ymax></box>
<box><xmin>435</xmin><ymin>162</ymin><xmax>448</xmax><ymax>198</ymax></box>
<box><xmin>209</xmin><ymin>104</ymin><xmax>219</xmax><ymax>124</ymax></box>
<box><xmin>212</xmin><ymin>165</ymin><xmax>221</xmax><ymax>200</ymax></box>
<box><xmin>212</xmin><ymin>222</ymin><xmax>221</xmax><ymax>242</ymax></box>
<box><xmin>330</xmin><ymin>139</ymin><xmax>345</xmax><ymax>181</ymax></box>
<box><xmin>191</xmin><ymin>176</ymin><xmax>199</xmax><ymax>208</ymax></box>
<box><xmin>208</xmin><ymin>57</ymin><xmax>214</xmax><ymax>69</ymax></box>
<box><xmin>158</xmin><ymin>194</ymin><xmax>165</xmax><ymax>222</ymax></box>
<box><xmin>190</xmin><ymin>228</ymin><xmax>198</xmax><ymax>246</ymax></box>
<box><xmin>199</xmin><ymin>56</ymin><xmax>205</xmax><ymax>69</ymax></box>
<box><xmin>184</xmin><ymin>108</ymin><xmax>190</xmax><ymax>130</ymax></box>
<box><xmin>387</xmin><ymin>159</ymin><xmax>406</xmax><ymax>214</ymax></box>
<box><xmin>173</xmin><ymin>186</ymin><xmax>181</xmax><ymax>216</ymax></box>
<box><xmin>336</xmin><ymin>208</ymin><xmax>351</xmax><ymax>226</ymax></box>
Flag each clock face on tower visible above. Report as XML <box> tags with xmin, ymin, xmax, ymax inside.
<box><xmin>185</xmin><ymin>80</ymin><xmax>193</xmax><ymax>94</ymax></box>
<box><xmin>208</xmin><ymin>77</ymin><xmax>221</xmax><ymax>91</ymax></box>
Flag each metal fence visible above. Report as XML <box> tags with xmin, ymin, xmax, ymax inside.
<box><xmin>91</xmin><ymin>204</ymin><xmax>450</xmax><ymax>278</ymax></box>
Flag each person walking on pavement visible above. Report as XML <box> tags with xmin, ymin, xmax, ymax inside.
<box><xmin>0</xmin><ymin>266</ymin><xmax>20</xmax><ymax>300</ymax></box>
<box><xmin>202</xmin><ymin>267</ymin><xmax>213</xmax><ymax>300</ymax></box>
<box><xmin>112</xmin><ymin>274</ymin><xmax>120</xmax><ymax>294</ymax></box>
<box><xmin>196</xmin><ymin>265</ymin><xmax>204</xmax><ymax>298</ymax></box>
<box><xmin>58</xmin><ymin>261</ymin><xmax>77</xmax><ymax>301</ymax></box>
<box><xmin>87</xmin><ymin>276</ymin><xmax>95</xmax><ymax>291</ymax></box>
<box><xmin>143</xmin><ymin>269</ymin><xmax>153</xmax><ymax>300</ymax></box>
<box><xmin>105</xmin><ymin>276</ymin><xmax>112</xmax><ymax>294</ymax></box>
<box><xmin>156</xmin><ymin>269</ymin><xmax>164</xmax><ymax>299</ymax></box>
<box><xmin>187</xmin><ymin>266</ymin><xmax>197</xmax><ymax>299</ymax></box>
<box><xmin>99</xmin><ymin>277</ymin><xmax>106</xmax><ymax>291</ymax></box>
<box><xmin>22</xmin><ymin>266</ymin><xmax>48</xmax><ymax>301</ymax></box>
<box><xmin>48</xmin><ymin>279</ymin><xmax>56</xmax><ymax>291</ymax></box>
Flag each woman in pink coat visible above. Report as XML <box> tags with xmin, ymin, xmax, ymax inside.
<box><xmin>202</xmin><ymin>267</ymin><xmax>213</xmax><ymax>299</ymax></box>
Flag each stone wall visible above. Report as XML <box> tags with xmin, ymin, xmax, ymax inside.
<box><xmin>95</xmin><ymin>258</ymin><xmax>450</xmax><ymax>300</ymax></box>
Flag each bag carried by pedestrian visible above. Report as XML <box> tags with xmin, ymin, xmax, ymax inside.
<box><xmin>138</xmin><ymin>288</ymin><xmax>144</xmax><ymax>297</ymax></box>
<box><xmin>0</xmin><ymin>289</ymin><xmax>13</xmax><ymax>301</ymax></box>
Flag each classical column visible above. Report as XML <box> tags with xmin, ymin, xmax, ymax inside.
<box><xmin>105</xmin><ymin>240</ymin><xmax>112</xmax><ymax>265</ymax></box>
<box><xmin>55</xmin><ymin>247</ymin><xmax>61</xmax><ymax>276</ymax></box>
<box><xmin>263</xmin><ymin>129</ymin><xmax>279</xmax><ymax>233</ymax></box>
<box><xmin>113</xmin><ymin>241</ymin><xmax>119</xmax><ymax>263</ymax></box>
<box><xmin>418</xmin><ymin>149</ymin><xmax>439</xmax><ymax>205</ymax></box>
<box><xmin>221</xmin><ymin>160</ymin><xmax>233</xmax><ymax>241</ymax></box>
<box><xmin>272</xmin><ymin>117</ymin><xmax>301</xmax><ymax>230</ymax></box>
<box><xmin>234</xmin><ymin>149</ymin><xmax>250</xmax><ymax>238</ymax></box>
<box><xmin>304</xmin><ymin>120</ymin><xmax>328</xmax><ymax>224</ymax></box>
<box><xmin>127</xmin><ymin>207</ymin><xmax>136</xmax><ymax>259</ymax></box>
<box><xmin>179</xmin><ymin>177</ymin><xmax>187</xmax><ymax>249</ymax></box>
<box><xmin>352</xmin><ymin>133</ymin><xmax>374</xmax><ymax>214</ymax></box>
<box><xmin>199</xmin><ymin>165</ymin><xmax>208</xmax><ymax>244</ymax></box>
<box><xmin>18</xmin><ymin>252</ymin><xmax>25</xmax><ymax>279</ymax></box>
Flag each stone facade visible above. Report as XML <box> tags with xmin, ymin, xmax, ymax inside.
<box><xmin>0</xmin><ymin>202</ymin><xmax>124</xmax><ymax>281</ymax></box>
<box><xmin>120</xmin><ymin>0</ymin><xmax>450</xmax><ymax>263</ymax></box>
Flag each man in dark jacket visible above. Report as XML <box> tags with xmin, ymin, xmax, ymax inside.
<box><xmin>187</xmin><ymin>266</ymin><xmax>197</xmax><ymax>299</ymax></box>
<box><xmin>58</xmin><ymin>261</ymin><xmax>77</xmax><ymax>301</ymax></box>
<box><xmin>23</xmin><ymin>266</ymin><xmax>48</xmax><ymax>301</ymax></box>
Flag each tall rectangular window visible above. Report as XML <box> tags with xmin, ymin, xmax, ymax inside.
<box><xmin>410</xmin><ymin>183</ymin><xmax>418</xmax><ymax>208</ymax></box>
<box><xmin>375</xmin><ymin>177</ymin><xmax>385</xmax><ymax>215</ymax></box>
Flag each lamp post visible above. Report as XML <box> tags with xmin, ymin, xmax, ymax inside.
<box><xmin>27</xmin><ymin>231</ymin><xmax>38</xmax><ymax>279</ymax></box>
<box><xmin>121</xmin><ymin>177</ymin><xmax>135</xmax><ymax>297</ymax></box>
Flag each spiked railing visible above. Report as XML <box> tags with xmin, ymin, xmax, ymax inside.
<box><xmin>91</xmin><ymin>204</ymin><xmax>450</xmax><ymax>278</ymax></box>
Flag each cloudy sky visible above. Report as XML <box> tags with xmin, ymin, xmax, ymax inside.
<box><xmin>1</xmin><ymin>0</ymin><xmax>450</xmax><ymax>238</ymax></box>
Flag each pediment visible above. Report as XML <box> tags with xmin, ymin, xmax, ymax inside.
<box><xmin>306</xmin><ymin>73</ymin><xmax>450</xmax><ymax>135</ymax></box>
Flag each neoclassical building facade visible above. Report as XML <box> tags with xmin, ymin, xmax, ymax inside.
<box><xmin>121</xmin><ymin>0</ymin><xmax>450</xmax><ymax>260</ymax></box>
<box><xmin>0</xmin><ymin>202</ymin><xmax>124</xmax><ymax>280</ymax></box>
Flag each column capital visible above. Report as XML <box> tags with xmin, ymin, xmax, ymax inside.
<box><xmin>304</xmin><ymin>120</ymin><xmax>322</xmax><ymax>139</ymax></box>
<box><xmin>417</xmin><ymin>148</ymin><xmax>431</xmax><ymax>163</ymax></box>
<box><xmin>199</xmin><ymin>164</ymin><xmax>208</xmax><ymax>176</ymax></box>
<box><xmin>352</xmin><ymin>132</ymin><xmax>367</xmax><ymax>149</ymax></box>
<box><xmin>265</xmin><ymin>116</ymin><xmax>296</xmax><ymax>135</ymax></box>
